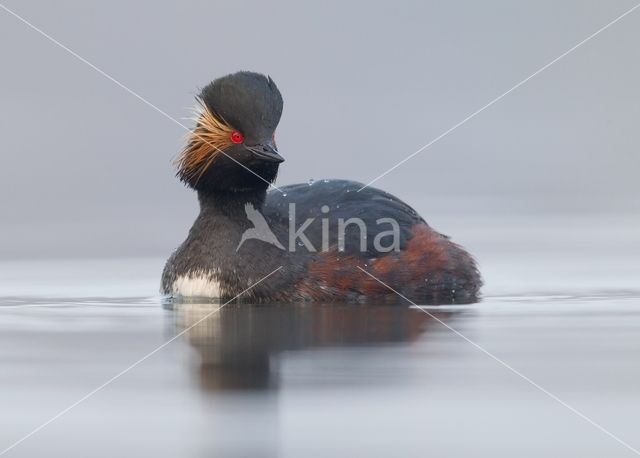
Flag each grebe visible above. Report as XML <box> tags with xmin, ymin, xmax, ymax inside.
<box><xmin>161</xmin><ymin>71</ymin><xmax>482</xmax><ymax>304</ymax></box>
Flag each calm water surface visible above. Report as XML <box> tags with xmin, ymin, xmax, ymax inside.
<box><xmin>1</xmin><ymin>216</ymin><xmax>639</xmax><ymax>457</ymax></box>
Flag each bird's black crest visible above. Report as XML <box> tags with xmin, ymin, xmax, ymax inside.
<box><xmin>200</xmin><ymin>71</ymin><xmax>283</xmax><ymax>145</ymax></box>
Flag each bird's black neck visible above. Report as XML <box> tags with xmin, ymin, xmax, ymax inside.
<box><xmin>197</xmin><ymin>189</ymin><xmax>267</xmax><ymax>218</ymax></box>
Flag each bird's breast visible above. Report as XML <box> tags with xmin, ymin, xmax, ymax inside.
<box><xmin>171</xmin><ymin>271</ymin><xmax>222</xmax><ymax>298</ymax></box>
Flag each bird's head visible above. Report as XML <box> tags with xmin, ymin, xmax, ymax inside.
<box><xmin>175</xmin><ymin>71</ymin><xmax>284</xmax><ymax>193</ymax></box>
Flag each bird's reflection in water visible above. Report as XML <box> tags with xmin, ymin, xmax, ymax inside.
<box><xmin>170</xmin><ymin>303</ymin><xmax>453</xmax><ymax>392</ymax></box>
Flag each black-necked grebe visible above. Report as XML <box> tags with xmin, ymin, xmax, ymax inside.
<box><xmin>161</xmin><ymin>71</ymin><xmax>482</xmax><ymax>304</ymax></box>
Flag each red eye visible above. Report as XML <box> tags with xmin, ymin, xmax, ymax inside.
<box><xmin>230</xmin><ymin>131</ymin><xmax>244</xmax><ymax>144</ymax></box>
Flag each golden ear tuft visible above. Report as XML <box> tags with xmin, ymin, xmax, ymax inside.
<box><xmin>174</xmin><ymin>97</ymin><xmax>235</xmax><ymax>182</ymax></box>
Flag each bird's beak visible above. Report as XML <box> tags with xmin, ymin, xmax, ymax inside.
<box><xmin>245</xmin><ymin>140</ymin><xmax>285</xmax><ymax>163</ymax></box>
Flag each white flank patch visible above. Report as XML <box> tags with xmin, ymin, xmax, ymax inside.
<box><xmin>172</xmin><ymin>272</ymin><xmax>221</xmax><ymax>298</ymax></box>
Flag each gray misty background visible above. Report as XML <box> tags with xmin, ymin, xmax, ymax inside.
<box><xmin>0</xmin><ymin>0</ymin><xmax>638</xmax><ymax>260</ymax></box>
